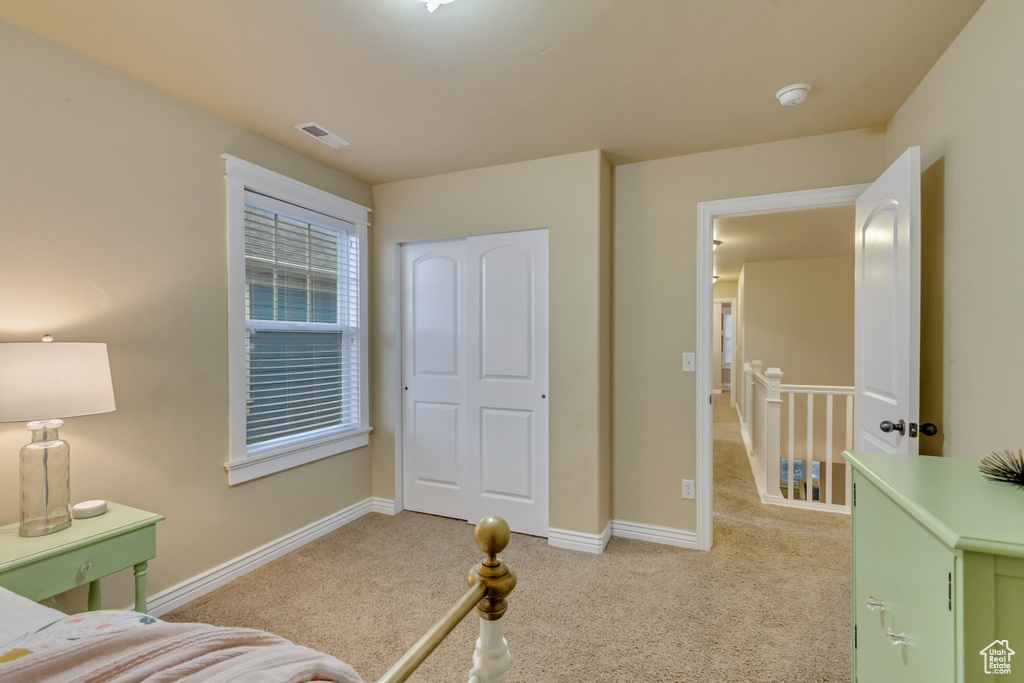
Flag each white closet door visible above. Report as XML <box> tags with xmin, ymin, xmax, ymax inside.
<box><xmin>401</xmin><ymin>238</ymin><xmax>468</xmax><ymax>519</ymax></box>
<box><xmin>465</xmin><ymin>229</ymin><xmax>549</xmax><ymax>537</ymax></box>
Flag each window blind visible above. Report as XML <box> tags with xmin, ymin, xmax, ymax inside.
<box><xmin>243</xmin><ymin>195</ymin><xmax>360</xmax><ymax>447</ymax></box>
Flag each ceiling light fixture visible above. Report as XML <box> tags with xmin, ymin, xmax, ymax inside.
<box><xmin>775</xmin><ymin>83</ymin><xmax>812</xmax><ymax>106</ymax></box>
<box><xmin>422</xmin><ymin>0</ymin><xmax>456</xmax><ymax>11</ymax></box>
<box><xmin>713</xmin><ymin>240</ymin><xmax>721</xmax><ymax>251</ymax></box>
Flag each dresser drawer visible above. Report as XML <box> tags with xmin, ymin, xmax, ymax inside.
<box><xmin>0</xmin><ymin>526</ymin><xmax>156</xmax><ymax>601</ymax></box>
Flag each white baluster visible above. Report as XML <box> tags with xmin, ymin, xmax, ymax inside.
<box><xmin>467</xmin><ymin>617</ymin><xmax>510</xmax><ymax>683</ymax></box>
<box><xmin>787</xmin><ymin>393</ymin><xmax>795</xmax><ymax>501</ymax></box>
<box><xmin>825</xmin><ymin>394</ymin><xmax>834</xmax><ymax>505</ymax></box>
<box><xmin>806</xmin><ymin>393</ymin><xmax>814</xmax><ymax>502</ymax></box>
<box><xmin>764</xmin><ymin>368</ymin><xmax>783</xmax><ymax>501</ymax></box>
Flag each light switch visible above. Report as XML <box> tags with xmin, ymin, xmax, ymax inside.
<box><xmin>682</xmin><ymin>352</ymin><xmax>695</xmax><ymax>372</ymax></box>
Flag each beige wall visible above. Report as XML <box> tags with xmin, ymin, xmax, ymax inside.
<box><xmin>741</xmin><ymin>256</ymin><xmax>854</xmax><ymax>387</ymax></box>
<box><xmin>613</xmin><ymin>128</ymin><xmax>885</xmax><ymax>531</ymax></box>
<box><xmin>370</xmin><ymin>150</ymin><xmax>612</xmax><ymax>535</ymax></box>
<box><xmin>885</xmin><ymin>0</ymin><xmax>1023</xmax><ymax>459</ymax></box>
<box><xmin>712</xmin><ymin>281</ymin><xmax>738</xmax><ymax>299</ymax></box>
<box><xmin>0</xmin><ymin>21</ymin><xmax>374</xmax><ymax>609</ymax></box>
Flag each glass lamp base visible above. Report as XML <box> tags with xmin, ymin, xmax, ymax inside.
<box><xmin>20</xmin><ymin>419</ymin><xmax>72</xmax><ymax>538</ymax></box>
<box><xmin>19</xmin><ymin>516</ymin><xmax>72</xmax><ymax>537</ymax></box>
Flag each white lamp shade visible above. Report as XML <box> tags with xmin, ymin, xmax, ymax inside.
<box><xmin>0</xmin><ymin>342</ymin><xmax>116</xmax><ymax>423</ymax></box>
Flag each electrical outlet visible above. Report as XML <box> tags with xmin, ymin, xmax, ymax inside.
<box><xmin>682</xmin><ymin>479</ymin><xmax>695</xmax><ymax>499</ymax></box>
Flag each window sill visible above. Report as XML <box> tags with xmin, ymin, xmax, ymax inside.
<box><xmin>225</xmin><ymin>427</ymin><xmax>372</xmax><ymax>485</ymax></box>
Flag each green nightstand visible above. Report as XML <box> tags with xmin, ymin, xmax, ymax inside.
<box><xmin>0</xmin><ymin>503</ymin><xmax>163</xmax><ymax>613</ymax></box>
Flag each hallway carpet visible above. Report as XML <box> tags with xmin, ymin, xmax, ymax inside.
<box><xmin>165</xmin><ymin>393</ymin><xmax>851</xmax><ymax>681</ymax></box>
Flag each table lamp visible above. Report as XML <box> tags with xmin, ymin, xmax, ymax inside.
<box><xmin>0</xmin><ymin>336</ymin><xmax>115</xmax><ymax>537</ymax></box>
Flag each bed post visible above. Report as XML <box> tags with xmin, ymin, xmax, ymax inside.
<box><xmin>466</xmin><ymin>516</ymin><xmax>516</xmax><ymax>683</ymax></box>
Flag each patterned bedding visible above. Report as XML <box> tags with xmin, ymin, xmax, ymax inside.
<box><xmin>0</xmin><ymin>589</ymin><xmax>363</xmax><ymax>683</ymax></box>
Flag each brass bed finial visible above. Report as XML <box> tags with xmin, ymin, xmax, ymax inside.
<box><xmin>469</xmin><ymin>515</ymin><xmax>517</xmax><ymax>621</ymax></box>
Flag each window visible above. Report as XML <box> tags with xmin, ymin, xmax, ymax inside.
<box><xmin>224</xmin><ymin>155</ymin><xmax>370</xmax><ymax>484</ymax></box>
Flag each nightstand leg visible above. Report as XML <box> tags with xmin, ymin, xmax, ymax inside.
<box><xmin>134</xmin><ymin>561</ymin><xmax>149</xmax><ymax>613</ymax></box>
<box><xmin>87</xmin><ymin>579</ymin><xmax>101</xmax><ymax>611</ymax></box>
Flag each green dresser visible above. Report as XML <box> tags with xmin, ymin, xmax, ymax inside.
<box><xmin>844</xmin><ymin>451</ymin><xmax>1024</xmax><ymax>682</ymax></box>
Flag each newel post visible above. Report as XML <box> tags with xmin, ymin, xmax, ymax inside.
<box><xmin>467</xmin><ymin>516</ymin><xmax>516</xmax><ymax>683</ymax></box>
<box><xmin>764</xmin><ymin>368</ymin><xmax>784</xmax><ymax>501</ymax></box>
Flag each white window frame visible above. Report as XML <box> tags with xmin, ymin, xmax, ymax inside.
<box><xmin>223</xmin><ymin>154</ymin><xmax>371</xmax><ymax>484</ymax></box>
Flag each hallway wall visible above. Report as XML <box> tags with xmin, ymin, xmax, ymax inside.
<box><xmin>741</xmin><ymin>255</ymin><xmax>854</xmax><ymax>387</ymax></box>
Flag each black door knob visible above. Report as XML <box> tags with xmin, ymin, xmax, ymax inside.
<box><xmin>880</xmin><ymin>419</ymin><xmax>906</xmax><ymax>436</ymax></box>
<box><xmin>920</xmin><ymin>423</ymin><xmax>938</xmax><ymax>437</ymax></box>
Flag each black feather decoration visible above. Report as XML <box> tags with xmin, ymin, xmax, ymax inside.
<box><xmin>979</xmin><ymin>450</ymin><xmax>1024</xmax><ymax>488</ymax></box>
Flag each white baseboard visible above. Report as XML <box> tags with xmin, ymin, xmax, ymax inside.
<box><xmin>610</xmin><ymin>520</ymin><xmax>698</xmax><ymax>549</ymax></box>
<box><xmin>548</xmin><ymin>521</ymin><xmax>612</xmax><ymax>554</ymax></box>
<box><xmin>371</xmin><ymin>497</ymin><xmax>397</xmax><ymax>515</ymax></box>
<box><xmin>144</xmin><ymin>497</ymin><xmax>381</xmax><ymax>616</ymax></box>
<box><xmin>723</xmin><ymin>382</ymin><xmax>731</xmax><ymax>391</ymax></box>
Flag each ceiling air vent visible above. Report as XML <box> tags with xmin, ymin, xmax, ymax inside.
<box><xmin>294</xmin><ymin>122</ymin><xmax>350</xmax><ymax>148</ymax></box>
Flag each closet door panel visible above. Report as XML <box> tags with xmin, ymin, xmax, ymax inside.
<box><xmin>402</xmin><ymin>239</ymin><xmax>468</xmax><ymax>520</ymax></box>
<box><xmin>480</xmin><ymin>408</ymin><xmax>533</xmax><ymax>500</ymax></box>
<box><xmin>466</xmin><ymin>229</ymin><xmax>549</xmax><ymax>537</ymax></box>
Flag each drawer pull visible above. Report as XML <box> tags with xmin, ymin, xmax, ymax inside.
<box><xmin>865</xmin><ymin>596</ymin><xmax>885</xmax><ymax>611</ymax></box>
<box><xmin>887</xmin><ymin>628</ymin><xmax>907</xmax><ymax>646</ymax></box>
<box><xmin>78</xmin><ymin>562</ymin><xmax>92</xmax><ymax>574</ymax></box>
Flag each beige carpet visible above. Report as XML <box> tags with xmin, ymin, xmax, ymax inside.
<box><xmin>165</xmin><ymin>393</ymin><xmax>851</xmax><ymax>681</ymax></box>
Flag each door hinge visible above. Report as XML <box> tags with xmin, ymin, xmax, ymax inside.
<box><xmin>948</xmin><ymin>572</ymin><xmax>952</xmax><ymax>611</ymax></box>
<box><xmin>852</xmin><ymin>482</ymin><xmax>856</xmax><ymax>506</ymax></box>
<box><xmin>709</xmin><ymin>394</ymin><xmax>712</xmax><ymax>405</ymax></box>
<box><xmin>854</xmin><ymin>624</ymin><xmax>857</xmax><ymax>648</ymax></box>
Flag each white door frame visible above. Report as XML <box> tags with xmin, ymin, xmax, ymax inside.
<box><xmin>713</xmin><ymin>297</ymin><xmax>737</xmax><ymax>404</ymax></box>
<box><xmin>695</xmin><ymin>183</ymin><xmax>869</xmax><ymax>551</ymax></box>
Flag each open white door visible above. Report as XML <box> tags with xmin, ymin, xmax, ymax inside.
<box><xmin>854</xmin><ymin>147</ymin><xmax>921</xmax><ymax>454</ymax></box>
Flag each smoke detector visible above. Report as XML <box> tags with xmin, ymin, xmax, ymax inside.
<box><xmin>775</xmin><ymin>83</ymin><xmax>812</xmax><ymax>106</ymax></box>
<box><xmin>295</xmin><ymin>123</ymin><xmax>350</xmax><ymax>148</ymax></box>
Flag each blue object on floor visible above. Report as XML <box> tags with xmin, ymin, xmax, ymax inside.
<box><xmin>780</xmin><ymin>458</ymin><xmax>820</xmax><ymax>483</ymax></box>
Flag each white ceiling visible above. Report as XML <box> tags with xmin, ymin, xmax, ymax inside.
<box><xmin>714</xmin><ymin>205</ymin><xmax>854</xmax><ymax>282</ymax></box>
<box><xmin>0</xmin><ymin>0</ymin><xmax>983</xmax><ymax>185</ymax></box>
